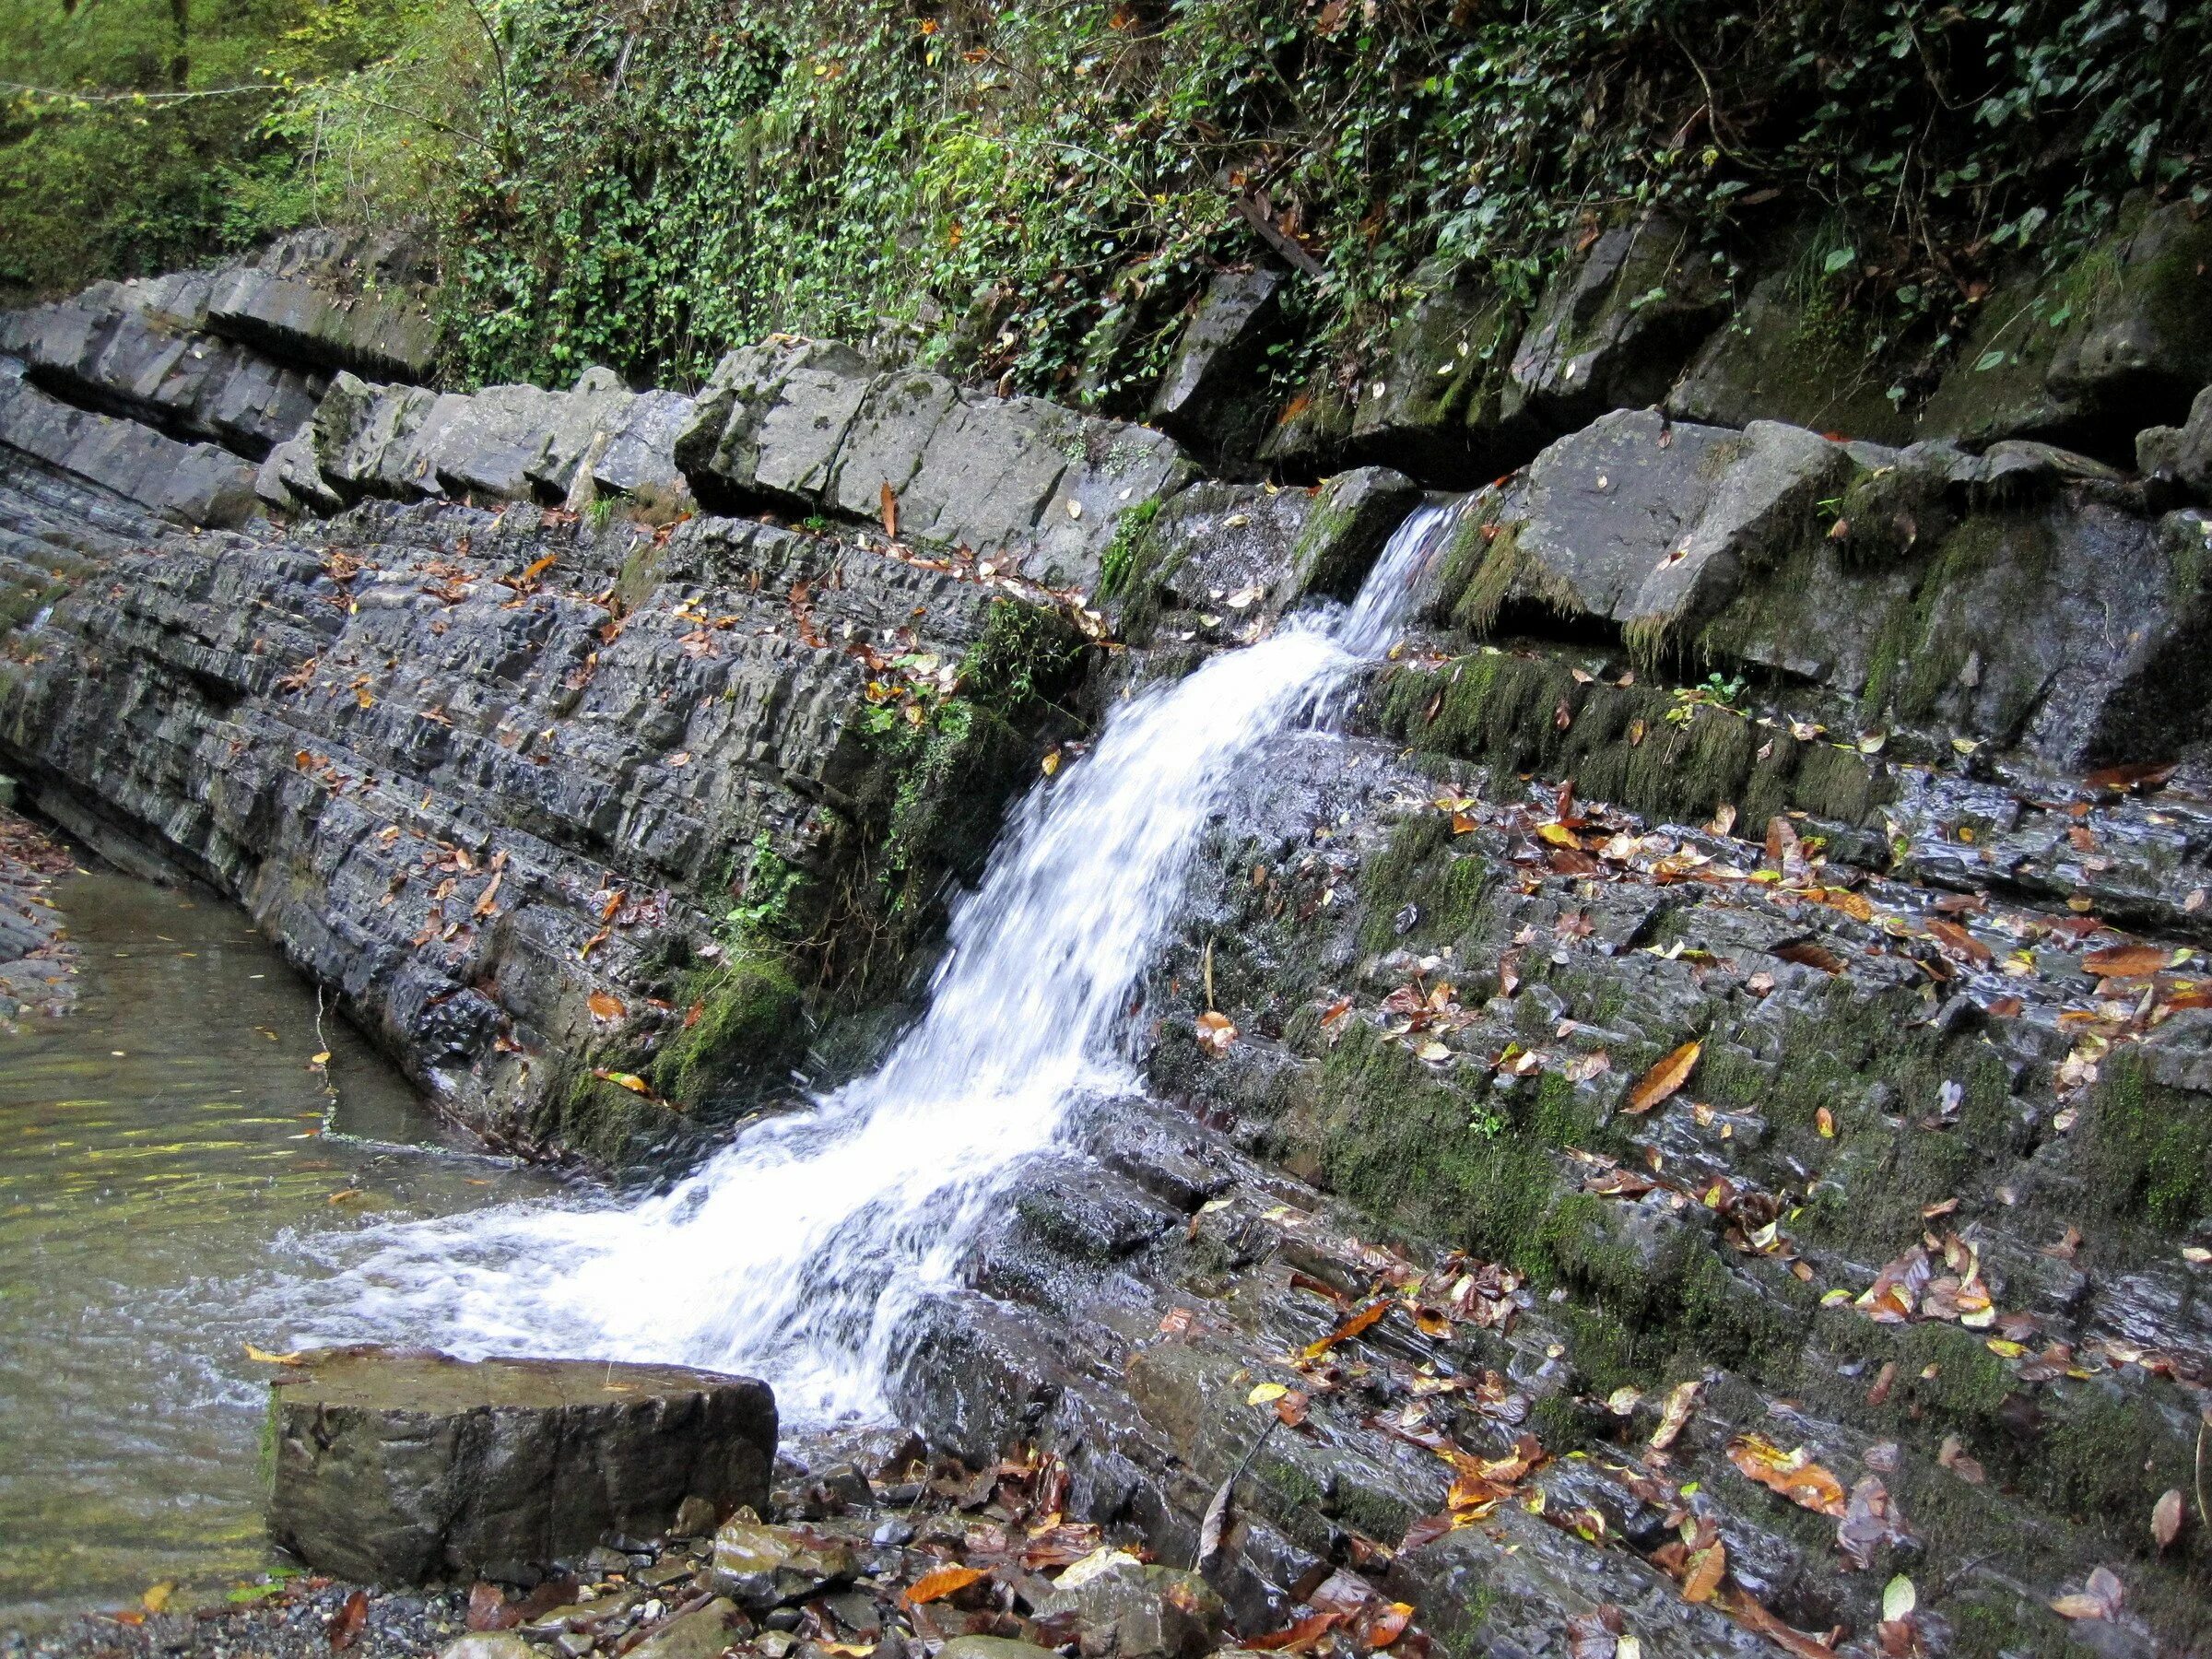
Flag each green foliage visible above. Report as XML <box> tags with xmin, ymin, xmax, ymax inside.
<box><xmin>12</xmin><ymin>0</ymin><xmax>2209</xmax><ymax>408</ymax></box>
<box><xmin>0</xmin><ymin>0</ymin><xmax>488</xmax><ymax>300</ymax></box>
<box><xmin>724</xmin><ymin>830</ymin><xmax>805</xmax><ymax>939</ymax></box>
<box><xmin>432</xmin><ymin>0</ymin><xmax>2212</xmax><ymax>400</ymax></box>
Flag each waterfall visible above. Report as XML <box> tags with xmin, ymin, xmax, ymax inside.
<box><xmin>294</xmin><ymin>501</ymin><xmax>1459</xmax><ymax>1421</ymax></box>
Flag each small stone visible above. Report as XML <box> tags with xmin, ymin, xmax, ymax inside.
<box><xmin>757</xmin><ymin>1635</ymin><xmax>795</xmax><ymax>1659</ymax></box>
<box><xmin>712</xmin><ymin>1517</ymin><xmax>855</xmax><ymax>1610</ymax></box>
<box><xmin>638</xmin><ymin>1558</ymin><xmax>698</xmax><ymax>1590</ymax></box>
<box><xmin>936</xmin><ymin>1639</ymin><xmax>1063</xmax><ymax>1659</ymax></box>
<box><xmin>671</xmin><ymin>1496</ymin><xmax>719</xmax><ymax>1538</ymax></box>
<box><xmin>824</xmin><ymin>1591</ymin><xmax>883</xmax><ymax>1638</ymax></box>
<box><xmin>627</xmin><ymin>1600</ymin><xmax>745</xmax><ymax>1659</ymax></box>
<box><xmin>440</xmin><ymin>1638</ymin><xmax>536</xmax><ymax>1659</ymax></box>
<box><xmin>764</xmin><ymin>1608</ymin><xmax>803</xmax><ymax>1632</ymax></box>
<box><xmin>1033</xmin><ymin>1559</ymin><xmax>1224</xmax><ymax>1659</ymax></box>
<box><xmin>555</xmin><ymin>1633</ymin><xmax>595</xmax><ymax>1658</ymax></box>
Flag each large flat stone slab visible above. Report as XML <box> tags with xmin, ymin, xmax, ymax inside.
<box><xmin>266</xmin><ymin>1347</ymin><xmax>776</xmax><ymax>1585</ymax></box>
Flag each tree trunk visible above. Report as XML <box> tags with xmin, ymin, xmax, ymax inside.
<box><xmin>168</xmin><ymin>0</ymin><xmax>188</xmax><ymax>89</ymax></box>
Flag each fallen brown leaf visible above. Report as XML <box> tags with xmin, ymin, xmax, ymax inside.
<box><xmin>328</xmin><ymin>1589</ymin><xmax>369</xmax><ymax>1652</ymax></box>
<box><xmin>1301</xmin><ymin>1298</ymin><xmax>1392</xmax><ymax>1361</ymax></box>
<box><xmin>1726</xmin><ymin>1433</ymin><xmax>1848</xmax><ymax>1517</ymax></box>
<box><xmin>903</xmin><ymin>1565</ymin><xmax>989</xmax><ymax>1606</ymax></box>
<box><xmin>1623</xmin><ymin>1040</ymin><xmax>1700</xmax><ymax>1115</ymax></box>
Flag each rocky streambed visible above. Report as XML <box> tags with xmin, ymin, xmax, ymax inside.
<box><xmin>1</xmin><ymin>219</ymin><xmax>2210</xmax><ymax>1659</ymax></box>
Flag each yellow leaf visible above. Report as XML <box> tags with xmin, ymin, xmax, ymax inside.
<box><xmin>1681</xmin><ymin>1542</ymin><xmax>1724</xmax><ymax>1604</ymax></box>
<box><xmin>587</xmin><ymin>990</ymin><xmax>624</xmax><ymax>1020</ymax></box>
<box><xmin>1650</xmin><ymin>1379</ymin><xmax>1701</xmax><ymax>1449</ymax></box>
<box><xmin>242</xmin><ymin>1345</ymin><xmax>303</xmax><ymax>1365</ymax></box>
<box><xmin>1300</xmin><ymin>1297</ymin><xmax>1392</xmax><ymax>1361</ymax></box>
<box><xmin>142</xmin><ymin>1582</ymin><xmax>176</xmax><ymax>1615</ymax></box>
<box><xmin>1248</xmin><ymin>1382</ymin><xmax>1289</xmax><ymax>1405</ymax></box>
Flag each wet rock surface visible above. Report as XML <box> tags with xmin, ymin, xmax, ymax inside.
<box><xmin>266</xmin><ymin>1347</ymin><xmax>776</xmax><ymax>1586</ymax></box>
<box><xmin>0</xmin><ymin>802</ymin><xmax>75</xmax><ymax>1024</ymax></box>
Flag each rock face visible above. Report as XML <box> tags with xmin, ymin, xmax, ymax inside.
<box><xmin>0</xmin><ymin>362</ymin><xmax>261</xmax><ymax>526</ymax></box>
<box><xmin>0</xmin><ymin>270</ymin><xmax>324</xmax><ymax>458</ymax></box>
<box><xmin>1147</xmin><ymin>270</ymin><xmax>1286</xmax><ymax>460</ymax></box>
<box><xmin>1246</xmin><ymin>199</ymin><xmax>2212</xmax><ymax>480</ymax></box>
<box><xmin>204</xmin><ymin>227</ymin><xmax>441</xmax><ymax>382</ymax></box>
<box><xmin>10</xmin><ymin>231</ymin><xmax>2212</xmax><ymax>1657</ymax></box>
<box><xmin>1425</xmin><ymin>408</ymin><xmax>2211</xmax><ymax>772</ymax></box>
<box><xmin>1917</xmin><ymin>200</ymin><xmax>2212</xmax><ymax>457</ymax></box>
<box><xmin>0</xmin><ymin>484</ymin><xmax>1082</xmax><ymax>1157</ymax></box>
<box><xmin>677</xmin><ymin>338</ymin><xmax>1196</xmax><ymax>590</ymax></box>
<box><xmin>265</xmin><ymin>1347</ymin><xmax>775</xmax><ymax>1585</ymax></box>
<box><xmin>267</xmin><ymin>366</ymin><xmax>696</xmax><ymax>516</ymax></box>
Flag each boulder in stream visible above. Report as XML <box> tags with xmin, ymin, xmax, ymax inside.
<box><xmin>265</xmin><ymin>1346</ymin><xmax>776</xmax><ymax>1584</ymax></box>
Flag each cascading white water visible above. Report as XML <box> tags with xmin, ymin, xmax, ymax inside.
<box><xmin>290</xmin><ymin>500</ymin><xmax>1458</xmax><ymax>1420</ymax></box>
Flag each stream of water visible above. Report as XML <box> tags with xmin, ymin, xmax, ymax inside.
<box><xmin>287</xmin><ymin>501</ymin><xmax>1458</xmax><ymax>1421</ymax></box>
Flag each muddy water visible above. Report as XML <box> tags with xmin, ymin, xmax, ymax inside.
<box><xmin>0</xmin><ymin>871</ymin><xmax>552</xmax><ymax>1626</ymax></box>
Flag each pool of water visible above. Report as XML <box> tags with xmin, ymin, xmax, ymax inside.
<box><xmin>0</xmin><ymin>870</ymin><xmax>555</xmax><ymax>1626</ymax></box>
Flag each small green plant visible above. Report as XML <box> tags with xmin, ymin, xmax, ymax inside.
<box><xmin>1665</xmin><ymin>673</ymin><xmax>1750</xmax><ymax>724</ymax></box>
<box><xmin>724</xmin><ymin>830</ymin><xmax>804</xmax><ymax>940</ymax></box>
<box><xmin>1097</xmin><ymin>497</ymin><xmax>1160</xmax><ymax>600</ymax></box>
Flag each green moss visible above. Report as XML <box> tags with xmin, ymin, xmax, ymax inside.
<box><xmin>860</xmin><ymin>597</ymin><xmax>1088</xmax><ymax>936</ymax></box>
<box><xmin>1374</xmin><ymin>651</ymin><xmax>1885</xmax><ymax>830</ymax></box>
<box><xmin>2079</xmin><ymin>1048</ymin><xmax>2212</xmax><ymax>1228</ymax></box>
<box><xmin>647</xmin><ymin>949</ymin><xmax>803</xmax><ymax>1112</ymax></box>
<box><xmin>533</xmin><ymin>1049</ymin><xmax>694</xmax><ymax>1171</ymax></box>
<box><xmin>1300</xmin><ymin>1019</ymin><xmax>1563</xmax><ymax>1266</ymax></box>
<box><xmin>1358</xmin><ymin>810</ymin><xmax>1491</xmax><ymax>952</ymax></box>
<box><xmin>1448</xmin><ymin>523</ymin><xmax>1526</xmax><ymax>636</ymax></box>
<box><xmin>612</xmin><ymin>535</ymin><xmax>666</xmax><ymax>616</ymax></box>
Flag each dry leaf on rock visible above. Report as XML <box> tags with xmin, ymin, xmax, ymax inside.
<box><xmin>903</xmin><ymin>1565</ymin><xmax>989</xmax><ymax>1606</ymax></box>
<box><xmin>1837</xmin><ymin>1475</ymin><xmax>1912</xmax><ymax>1570</ymax></box>
<box><xmin>1681</xmin><ymin>1541</ymin><xmax>1726</xmax><ymax>1604</ymax></box>
<box><xmin>1301</xmin><ymin>1297</ymin><xmax>1391</xmax><ymax>1360</ymax></box>
<box><xmin>1240</xmin><ymin>1613</ymin><xmax>1341</xmax><ymax>1653</ymax></box>
<box><xmin>1623</xmin><ymin>1041</ymin><xmax>1700</xmax><ymax>1115</ymax></box>
<box><xmin>2082</xmin><ymin>945</ymin><xmax>2170</xmax><ymax>979</ymax></box>
<box><xmin>1650</xmin><ymin>1379</ymin><xmax>1702</xmax><ymax>1449</ymax></box>
<box><xmin>2150</xmin><ymin>1488</ymin><xmax>2185</xmax><ymax>1550</ymax></box>
<box><xmin>1725</xmin><ymin>1434</ymin><xmax>1848</xmax><ymax>1517</ymax></box>
<box><xmin>2049</xmin><ymin>1566</ymin><xmax>2124</xmax><ymax>1621</ymax></box>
